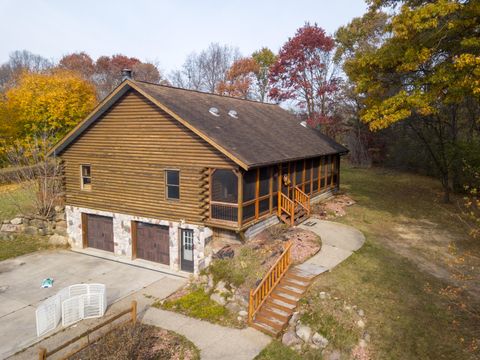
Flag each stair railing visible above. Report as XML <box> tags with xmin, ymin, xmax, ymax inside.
<box><xmin>278</xmin><ymin>191</ymin><xmax>295</xmax><ymax>226</ymax></box>
<box><xmin>293</xmin><ymin>186</ymin><xmax>310</xmax><ymax>216</ymax></box>
<box><xmin>248</xmin><ymin>240</ymin><xmax>293</xmax><ymax>324</ymax></box>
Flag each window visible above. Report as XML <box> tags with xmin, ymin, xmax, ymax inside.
<box><xmin>166</xmin><ymin>170</ymin><xmax>180</xmax><ymax>200</ymax></box>
<box><xmin>81</xmin><ymin>165</ymin><xmax>91</xmax><ymax>190</ymax></box>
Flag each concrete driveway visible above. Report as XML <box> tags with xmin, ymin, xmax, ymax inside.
<box><xmin>0</xmin><ymin>250</ymin><xmax>186</xmax><ymax>359</ymax></box>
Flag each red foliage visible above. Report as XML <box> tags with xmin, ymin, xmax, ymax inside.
<box><xmin>58</xmin><ymin>52</ymin><xmax>95</xmax><ymax>79</ymax></box>
<box><xmin>216</xmin><ymin>57</ymin><xmax>259</xmax><ymax>98</ymax></box>
<box><xmin>269</xmin><ymin>23</ymin><xmax>338</xmax><ymax>122</ymax></box>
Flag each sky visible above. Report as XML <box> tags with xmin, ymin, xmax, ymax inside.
<box><xmin>0</xmin><ymin>0</ymin><xmax>368</xmax><ymax>75</ymax></box>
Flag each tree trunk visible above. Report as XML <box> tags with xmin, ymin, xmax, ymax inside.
<box><xmin>441</xmin><ymin>171</ymin><xmax>451</xmax><ymax>203</ymax></box>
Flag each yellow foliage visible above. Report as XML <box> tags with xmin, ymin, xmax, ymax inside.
<box><xmin>2</xmin><ymin>70</ymin><xmax>96</xmax><ymax>147</ymax></box>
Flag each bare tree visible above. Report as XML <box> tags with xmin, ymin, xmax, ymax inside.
<box><xmin>169</xmin><ymin>43</ymin><xmax>240</xmax><ymax>93</ymax></box>
<box><xmin>3</xmin><ymin>133</ymin><xmax>63</xmax><ymax>219</ymax></box>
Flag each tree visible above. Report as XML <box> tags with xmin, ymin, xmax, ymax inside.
<box><xmin>132</xmin><ymin>62</ymin><xmax>162</xmax><ymax>84</ymax></box>
<box><xmin>94</xmin><ymin>54</ymin><xmax>141</xmax><ymax>99</ymax></box>
<box><xmin>0</xmin><ymin>50</ymin><xmax>52</xmax><ymax>91</ymax></box>
<box><xmin>343</xmin><ymin>0</ymin><xmax>480</xmax><ymax>202</ymax></box>
<box><xmin>169</xmin><ymin>43</ymin><xmax>240</xmax><ymax>93</ymax></box>
<box><xmin>2</xmin><ymin>70</ymin><xmax>96</xmax><ymax>149</ymax></box>
<box><xmin>216</xmin><ymin>57</ymin><xmax>259</xmax><ymax>99</ymax></box>
<box><xmin>252</xmin><ymin>47</ymin><xmax>277</xmax><ymax>102</ymax></box>
<box><xmin>58</xmin><ymin>52</ymin><xmax>95</xmax><ymax>80</ymax></box>
<box><xmin>269</xmin><ymin>23</ymin><xmax>339</xmax><ymax>129</ymax></box>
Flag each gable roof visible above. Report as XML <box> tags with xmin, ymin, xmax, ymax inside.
<box><xmin>49</xmin><ymin>80</ymin><xmax>348</xmax><ymax>170</ymax></box>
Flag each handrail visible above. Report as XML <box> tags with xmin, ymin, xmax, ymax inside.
<box><xmin>279</xmin><ymin>192</ymin><xmax>295</xmax><ymax>226</ymax></box>
<box><xmin>248</xmin><ymin>241</ymin><xmax>293</xmax><ymax>323</ymax></box>
<box><xmin>294</xmin><ymin>186</ymin><xmax>310</xmax><ymax>216</ymax></box>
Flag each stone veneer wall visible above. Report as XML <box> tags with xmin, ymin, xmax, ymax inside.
<box><xmin>65</xmin><ymin>206</ymin><xmax>212</xmax><ymax>274</ymax></box>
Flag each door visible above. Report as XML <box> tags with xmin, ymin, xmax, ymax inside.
<box><xmin>86</xmin><ymin>214</ymin><xmax>114</xmax><ymax>252</ymax></box>
<box><xmin>181</xmin><ymin>229</ymin><xmax>194</xmax><ymax>272</ymax></box>
<box><xmin>135</xmin><ymin>222</ymin><xmax>170</xmax><ymax>265</ymax></box>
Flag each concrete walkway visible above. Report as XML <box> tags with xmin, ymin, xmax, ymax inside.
<box><xmin>143</xmin><ymin>307</ymin><xmax>271</xmax><ymax>360</ymax></box>
<box><xmin>296</xmin><ymin>220</ymin><xmax>365</xmax><ymax>276</ymax></box>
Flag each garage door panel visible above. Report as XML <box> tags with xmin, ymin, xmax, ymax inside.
<box><xmin>135</xmin><ymin>222</ymin><xmax>169</xmax><ymax>265</ymax></box>
<box><xmin>86</xmin><ymin>214</ymin><xmax>114</xmax><ymax>253</ymax></box>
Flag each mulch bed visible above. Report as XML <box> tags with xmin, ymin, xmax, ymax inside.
<box><xmin>70</xmin><ymin>323</ymin><xmax>199</xmax><ymax>360</ymax></box>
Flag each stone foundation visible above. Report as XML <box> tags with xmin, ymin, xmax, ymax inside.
<box><xmin>66</xmin><ymin>205</ymin><xmax>212</xmax><ymax>275</ymax></box>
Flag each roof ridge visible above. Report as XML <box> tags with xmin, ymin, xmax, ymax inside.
<box><xmin>132</xmin><ymin>79</ymin><xmax>279</xmax><ymax>106</ymax></box>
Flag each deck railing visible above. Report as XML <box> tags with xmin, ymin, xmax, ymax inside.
<box><xmin>210</xmin><ymin>201</ymin><xmax>238</xmax><ymax>222</ymax></box>
<box><xmin>294</xmin><ymin>186</ymin><xmax>310</xmax><ymax>216</ymax></box>
<box><xmin>278</xmin><ymin>191</ymin><xmax>295</xmax><ymax>226</ymax></box>
<box><xmin>248</xmin><ymin>241</ymin><xmax>293</xmax><ymax>323</ymax></box>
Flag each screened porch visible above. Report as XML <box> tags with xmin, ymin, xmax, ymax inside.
<box><xmin>208</xmin><ymin>154</ymin><xmax>340</xmax><ymax>229</ymax></box>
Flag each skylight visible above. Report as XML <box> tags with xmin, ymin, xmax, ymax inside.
<box><xmin>209</xmin><ymin>107</ymin><xmax>220</xmax><ymax>117</ymax></box>
<box><xmin>228</xmin><ymin>110</ymin><xmax>238</xmax><ymax>119</ymax></box>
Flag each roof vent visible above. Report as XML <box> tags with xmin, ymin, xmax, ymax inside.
<box><xmin>228</xmin><ymin>110</ymin><xmax>238</xmax><ymax>119</ymax></box>
<box><xmin>300</xmin><ymin>121</ymin><xmax>307</xmax><ymax>128</ymax></box>
<box><xmin>209</xmin><ymin>107</ymin><xmax>220</xmax><ymax>117</ymax></box>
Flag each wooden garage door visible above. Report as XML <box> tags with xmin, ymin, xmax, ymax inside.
<box><xmin>134</xmin><ymin>222</ymin><xmax>170</xmax><ymax>265</ymax></box>
<box><xmin>85</xmin><ymin>214</ymin><xmax>114</xmax><ymax>252</ymax></box>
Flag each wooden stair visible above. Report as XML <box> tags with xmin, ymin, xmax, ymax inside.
<box><xmin>250</xmin><ymin>267</ymin><xmax>315</xmax><ymax>337</ymax></box>
<box><xmin>278</xmin><ymin>186</ymin><xmax>310</xmax><ymax>226</ymax></box>
<box><xmin>280</xmin><ymin>205</ymin><xmax>308</xmax><ymax>226</ymax></box>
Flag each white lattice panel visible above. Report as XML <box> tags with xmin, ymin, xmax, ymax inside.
<box><xmin>62</xmin><ymin>295</ymin><xmax>84</xmax><ymax>327</ymax></box>
<box><xmin>36</xmin><ymin>295</ymin><xmax>61</xmax><ymax>337</ymax></box>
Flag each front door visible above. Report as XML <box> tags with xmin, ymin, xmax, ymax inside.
<box><xmin>181</xmin><ymin>229</ymin><xmax>194</xmax><ymax>272</ymax></box>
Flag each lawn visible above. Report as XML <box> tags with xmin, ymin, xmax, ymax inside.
<box><xmin>0</xmin><ymin>183</ymin><xmax>35</xmax><ymax>222</ymax></box>
<box><xmin>292</xmin><ymin>164</ymin><xmax>480</xmax><ymax>360</ymax></box>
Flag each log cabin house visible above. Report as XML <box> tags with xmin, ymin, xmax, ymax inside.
<box><xmin>49</xmin><ymin>74</ymin><xmax>347</xmax><ymax>274</ymax></box>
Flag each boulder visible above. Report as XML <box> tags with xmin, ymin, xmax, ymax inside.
<box><xmin>213</xmin><ymin>245</ymin><xmax>234</xmax><ymax>259</ymax></box>
<box><xmin>1</xmin><ymin>224</ymin><xmax>19</xmax><ymax>233</ymax></box>
<box><xmin>226</xmin><ymin>302</ymin><xmax>241</xmax><ymax>313</ymax></box>
<box><xmin>38</xmin><ymin>228</ymin><xmax>48</xmax><ymax>236</ymax></box>
<box><xmin>210</xmin><ymin>292</ymin><xmax>226</xmax><ymax>306</ymax></box>
<box><xmin>10</xmin><ymin>218</ymin><xmax>23</xmax><ymax>225</ymax></box>
<box><xmin>30</xmin><ymin>219</ymin><xmax>46</xmax><ymax>229</ymax></box>
<box><xmin>23</xmin><ymin>226</ymin><xmax>38</xmax><ymax>236</ymax></box>
<box><xmin>312</xmin><ymin>332</ymin><xmax>329</xmax><ymax>348</ymax></box>
<box><xmin>289</xmin><ymin>311</ymin><xmax>300</xmax><ymax>326</ymax></box>
<box><xmin>282</xmin><ymin>330</ymin><xmax>302</xmax><ymax>347</ymax></box>
<box><xmin>295</xmin><ymin>323</ymin><xmax>312</xmax><ymax>343</ymax></box>
<box><xmin>238</xmin><ymin>310</ymin><xmax>248</xmax><ymax>317</ymax></box>
<box><xmin>48</xmin><ymin>234</ymin><xmax>68</xmax><ymax>246</ymax></box>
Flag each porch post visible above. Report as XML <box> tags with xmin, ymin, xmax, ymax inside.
<box><xmin>237</xmin><ymin>170</ymin><xmax>243</xmax><ymax>228</ymax></box>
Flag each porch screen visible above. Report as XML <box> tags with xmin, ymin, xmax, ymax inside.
<box><xmin>211</xmin><ymin>170</ymin><xmax>238</xmax><ymax>222</ymax></box>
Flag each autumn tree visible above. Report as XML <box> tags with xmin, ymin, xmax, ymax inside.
<box><xmin>58</xmin><ymin>52</ymin><xmax>95</xmax><ymax>80</ymax></box>
<box><xmin>269</xmin><ymin>23</ymin><xmax>339</xmax><ymax>130</ymax></box>
<box><xmin>216</xmin><ymin>57</ymin><xmax>259</xmax><ymax>99</ymax></box>
<box><xmin>252</xmin><ymin>47</ymin><xmax>277</xmax><ymax>102</ymax></box>
<box><xmin>1</xmin><ymin>69</ymin><xmax>96</xmax><ymax>148</ymax></box>
<box><xmin>344</xmin><ymin>0</ymin><xmax>480</xmax><ymax>202</ymax></box>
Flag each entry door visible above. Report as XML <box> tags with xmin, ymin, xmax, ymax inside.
<box><xmin>181</xmin><ymin>229</ymin><xmax>194</xmax><ymax>272</ymax></box>
<box><xmin>86</xmin><ymin>214</ymin><xmax>114</xmax><ymax>252</ymax></box>
<box><xmin>136</xmin><ymin>222</ymin><xmax>170</xmax><ymax>265</ymax></box>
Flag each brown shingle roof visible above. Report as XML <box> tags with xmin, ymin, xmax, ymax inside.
<box><xmin>133</xmin><ymin>81</ymin><xmax>347</xmax><ymax>168</ymax></box>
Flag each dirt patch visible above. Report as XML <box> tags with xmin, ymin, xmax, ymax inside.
<box><xmin>312</xmin><ymin>194</ymin><xmax>356</xmax><ymax>219</ymax></box>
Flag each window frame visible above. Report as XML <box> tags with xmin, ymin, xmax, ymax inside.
<box><xmin>165</xmin><ymin>169</ymin><xmax>180</xmax><ymax>201</ymax></box>
<box><xmin>80</xmin><ymin>164</ymin><xmax>92</xmax><ymax>191</ymax></box>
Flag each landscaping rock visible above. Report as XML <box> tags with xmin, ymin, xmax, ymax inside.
<box><xmin>320</xmin><ymin>291</ymin><xmax>326</xmax><ymax>299</ymax></box>
<box><xmin>1</xmin><ymin>224</ymin><xmax>18</xmax><ymax>233</ymax></box>
<box><xmin>213</xmin><ymin>245</ymin><xmax>234</xmax><ymax>259</ymax></box>
<box><xmin>359</xmin><ymin>339</ymin><xmax>367</xmax><ymax>348</ymax></box>
<box><xmin>30</xmin><ymin>219</ymin><xmax>46</xmax><ymax>229</ymax></box>
<box><xmin>326</xmin><ymin>350</ymin><xmax>341</xmax><ymax>360</ymax></box>
<box><xmin>38</xmin><ymin>228</ymin><xmax>48</xmax><ymax>236</ymax></box>
<box><xmin>238</xmin><ymin>310</ymin><xmax>248</xmax><ymax>317</ymax></box>
<box><xmin>10</xmin><ymin>218</ymin><xmax>23</xmax><ymax>225</ymax></box>
<box><xmin>295</xmin><ymin>323</ymin><xmax>312</xmax><ymax>343</ymax></box>
<box><xmin>206</xmin><ymin>275</ymin><xmax>214</xmax><ymax>290</ymax></box>
<box><xmin>358</xmin><ymin>309</ymin><xmax>365</xmax><ymax>317</ymax></box>
<box><xmin>312</xmin><ymin>332</ymin><xmax>329</xmax><ymax>348</ymax></box>
<box><xmin>282</xmin><ymin>330</ymin><xmax>302</xmax><ymax>347</ymax></box>
<box><xmin>226</xmin><ymin>302</ymin><xmax>241</xmax><ymax>314</ymax></box>
<box><xmin>210</xmin><ymin>292</ymin><xmax>226</xmax><ymax>306</ymax></box>
<box><xmin>48</xmin><ymin>234</ymin><xmax>68</xmax><ymax>246</ymax></box>
<box><xmin>363</xmin><ymin>332</ymin><xmax>371</xmax><ymax>342</ymax></box>
<box><xmin>215</xmin><ymin>280</ymin><xmax>228</xmax><ymax>293</ymax></box>
<box><xmin>54</xmin><ymin>205</ymin><xmax>64</xmax><ymax>213</ymax></box>
<box><xmin>357</xmin><ymin>319</ymin><xmax>365</xmax><ymax>328</ymax></box>
<box><xmin>289</xmin><ymin>311</ymin><xmax>300</xmax><ymax>326</ymax></box>
<box><xmin>23</xmin><ymin>226</ymin><xmax>38</xmax><ymax>236</ymax></box>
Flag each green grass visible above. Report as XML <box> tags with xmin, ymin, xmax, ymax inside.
<box><xmin>0</xmin><ymin>183</ymin><xmax>35</xmax><ymax>222</ymax></box>
<box><xmin>0</xmin><ymin>235</ymin><xmax>52</xmax><ymax>261</ymax></box>
<box><xmin>301</xmin><ymin>164</ymin><xmax>480</xmax><ymax>359</ymax></box>
<box><xmin>255</xmin><ymin>341</ymin><xmax>305</xmax><ymax>360</ymax></box>
<box><xmin>154</xmin><ymin>287</ymin><xmax>240</xmax><ymax>327</ymax></box>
